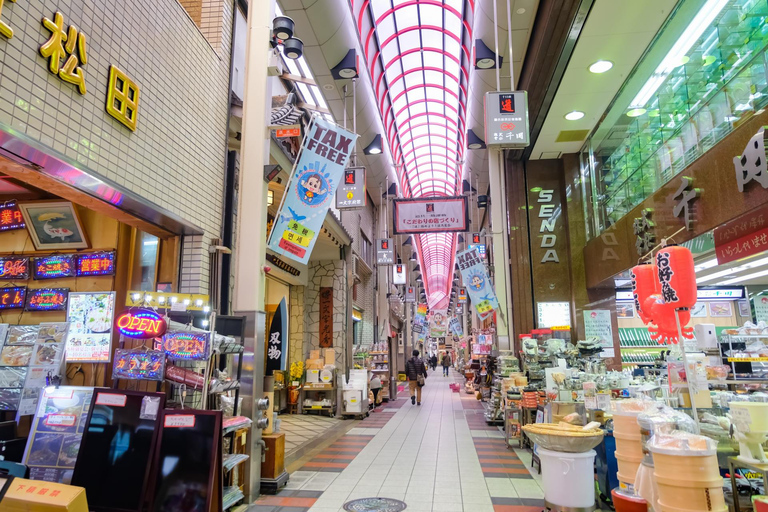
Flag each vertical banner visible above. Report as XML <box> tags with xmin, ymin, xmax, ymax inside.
<box><xmin>413</xmin><ymin>304</ymin><xmax>428</xmax><ymax>345</ymax></box>
<box><xmin>456</xmin><ymin>247</ymin><xmax>499</xmax><ymax>318</ymax></box>
<box><xmin>583</xmin><ymin>310</ymin><xmax>614</xmax><ymax>358</ymax></box>
<box><xmin>266</xmin><ymin>298</ymin><xmax>287</xmax><ymax>374</ymax></box>
<box><xmin>335</xmin><ymin>167</ymin><xmax>366</xmax><ymax>209</ymax></box>
<box><xmin>449</xmin><ymin>317</ymin><xmax>463</xmax><ymax>336</ymax></box>
<box><xmin>319</xmin><ymin>288</ymin><xmax>333</xmax><ymax>348</ymax></box>
<box><xmin>268</xmin><ymin>118</ymin><xmax>358</xmax><ymax>264</ymax></box>
<box><xmin>430</xmin><ymin>310</ymin><xmax>448</xmax><ymax>337</ymax></box>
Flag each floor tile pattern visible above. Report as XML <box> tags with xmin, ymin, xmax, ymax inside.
<box><xmin>280</xmin><ymin>414</ymin><xmax>345</xmax><ymax>456</ymax></box>
<box><xmin>300</xmin><ymin>435</ymin><xmax>374</xmax><ymax>472</ymax></box>
<box><xmin>473</xmin><ymin>438</ymin><xmax>532</xmax><ymax>479</ymax></box>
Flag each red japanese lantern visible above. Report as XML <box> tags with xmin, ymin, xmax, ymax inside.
<box><xmin>655</xmin><ymin>245</ymin><xmax>697</xmax><ymax>309</ymax></box>
<box><xmin>631</xmin><ymin>263</ymin><xmax>658</xmax><ymax>325</ymax></box>
<box><xmin>649</xmin><ymin>298</ymin><xmax>694</xmax><ymax>344</ymax></box>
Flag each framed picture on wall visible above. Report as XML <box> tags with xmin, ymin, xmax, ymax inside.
<box><xmin>690</xmin><ymin>302</ymin><xmax>707</xmax><ymax>318</ymax></box>
<box><xmin>616</xmin><ymin>303</ymin><xmax>634</xmax><ymax>318</ymax></box>
<box><xmin>708</xmin><ymin>301</ymin><xmax>733</xmax><ymax>318</ymax></box>
<box><xmin>156</xmin><ymin>282</ymin><xmax>172</xmax><ymax>293</ymax></box>
<box><xmin>738</xmin><ymin>300</ymin><xmax>751</xmax><ymax>317</ymax></box>
<box><xmin>18</xmin><ymin>201</ymin><xmax>89</xmax><ymax>251</ymax></box>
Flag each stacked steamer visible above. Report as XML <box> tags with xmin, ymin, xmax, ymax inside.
<box><xmin>612</xmin><ymin>400</ymin><xmax>647</xmax><ymax>495</ymax></box>
<box><xmin>648</xmin><ymin>431</ymin><xmax>726</xmax><ymax>512</ymax></box>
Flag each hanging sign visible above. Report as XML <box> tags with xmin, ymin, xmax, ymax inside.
<box><xmin>583</xmin><ymin>310</ymin><xmax>614</xmax><ymax>358</ymax></box>
<box><xmin>76</xmin><ymin>252</ymin><xmax>116</xmax><ymax>276</ymax></box>
<box><xmin>456</xmin><ymin>247</ymin><xmax>499</xmax><ymax>319</ymax></box>
<box><xmin>405</xmin><ymin>286</ymin><xmax>416</xmax><ymax>303</ymax></box>
<box><xmin>25</xmin><ymin>288</ymin><xmax>69</xmax><ymax>311</ymax></box>
<box><xmin>112</xmin><ymin>349</ymin><xmax>165</xmax><ymax>381</ymax></box>
<box><xmin>266</xmin><ymin>298</ymin><xmax>287</xmax><ymax>375</ymax></box>
<box><xmin>0</xmin><ymin>256</ymin><xmax>29</xmax><ymax>280</ymax></box>
<box><xmin>392</xmin><ymin>196</ymin><xmax>468</xmax><ymax>235</ymax></box>
<box><xmin>469</xmin><ymin>244</ymin><xmax>486</xmax><ymax>258</ymax></box>
<box><xmin>0</xmin><ymin>287</ymin><xmax>26</xmax><ymax>309</ymax></box>
<box><xmin>414</xmin><ymin>304</ymin><xmax>428</xmax><ymax>343</ymax></box>
<box><xmin>430</xmin><ymin>310</ymin><xmax>448</xmax><ymax>337</ymax></box>
<box><xmin>115</xmin><ymin>308</ymin><xmax>168</xmax><ymax>339</ymax></box>
<box><xmin>274</xmin><ymin>125</ymin><xmax>301</xmax><ymax>138</ymax></box>
<box><xmin>161</xmin><ymin>331</ymin><xmax>211</xmax><ymax>360</ymax></box>
<box><xmin>484</xmin><ymin>91</ymin><xmax>530</xmax><ymax>148</ymax></box>
<box><xmin>336</xmin><ymin>167</ymin><xmax>366</xmax><ymax>209</ymax></box>
<box><xmin>393</xmin><ymin>264</ymin><xmax>407</xmax><ymax>284</ymax></box>
<box><xmin>267</xmin><ymin>117</ymin><xmax>358</xmax><ymax>264</ymax></box>
<box><xmin>376</xmin><ymin>238</ymin><xmax>395</xmax><ymax>265</ymax></box>
<box><xmin>457</xmin><ymin>288</ymin><xmax>467</xmax><ymax>304</ymax></box>
<box><xmin>319</xmin><ymin>287</ymin><xmax>333</xmax><ymax>348</ymax></box>
<box><xmin>0</xmin><ymin>200</ymin><xmax>25</xmax><ymax>231</ymax></box>
<box><xmin>64</xmin><ymin>292</ymin><xmax>116</xmax><ymax>363</ymax></box>
<box><xmin>33</xmin><ymin>255</ymin><xmax>76</xmax><ymax>280</ymax></box>
<box><xmin>449</xmin><ymin>317</ymin><xmax>463</xmax><ymax>336</ymax></box>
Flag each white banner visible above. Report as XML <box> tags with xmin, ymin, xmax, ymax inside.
<box><xmin>393</xmin><ymin>197</ymin><xmax>468</xmax><ymax>234</ymax></box>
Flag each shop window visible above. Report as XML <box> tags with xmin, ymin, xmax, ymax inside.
<box><xmin>352</xmin><ymin>281</ymin><xmax>358</xmax><ymax>302</ymax></box>
<box><xmin>131</xmin><ymin>232</ymin><xmax>159</xmax><ymax>291</ymax></box>
<box><xmin>353</xmin><ymin>319</ymin><xmax>361</xmax><ymax>345</ymax></box>
<box><xmin>360</xmin><ymin>233</ymin><xmax>373</xmax><ymax>268</ymax></box>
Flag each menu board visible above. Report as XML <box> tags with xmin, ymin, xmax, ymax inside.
<box><xmin>22</xmin><ymin>386</ymin><xmax>95</xmax><ymax>484</ymax></box>
<box><xmin>65</xmin><ymin>292</ymin><xmax>116</xmax><ymax>363</ymax></box>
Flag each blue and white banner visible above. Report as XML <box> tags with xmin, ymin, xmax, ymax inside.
<box><xmin>268</xmin><ymin>118</ymin><xmax>358</xmax><ymax>264</ymax></box>
<box><xmin>449</xmin><ymin>316</ymin><xmax>463</xmax><ymax>337</ymax></box>
<box><xmin>456</xmin><ymin>247</ymin><xmax>499</xmax><ymax>319</ymax></box>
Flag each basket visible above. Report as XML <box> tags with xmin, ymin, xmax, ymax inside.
<box><xmin>522</xmin><ymin>424</ymin><xmax>604</xmax><ymax>453</ymax></box>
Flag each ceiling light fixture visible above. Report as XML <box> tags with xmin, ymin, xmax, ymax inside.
<box><xmin>283</xmin><ymin>37</ymin><xmax>304</xmax><ymax>60</ymax></box>
<box><xmin>629</xmin><ymin>0</ymin><xmax>728</xmax><ymax>109</ymax></box>
<box><xmin>272</xmin><ymin>16</ymin><xmax>295</xmax><ymax>41</ymax></box>
<box><xmin>516</xmin><ymin>8</ymin><xmax>526</xmax><ymax>14</ymax></box>
<box><xmin>364</xmin><ymin>134</ymin><xmax>382</xmax><ymax>155</ymax></box>
<box><xmin>474</xmin><ymin>39</ymin><xmax>503</xmax><ymax>69</ymax></box>
<box><xmin>564</xmin><ymin>111</ymin><xmax>585</xmax><ymax>121</ymax></box>
<box><xmin>467</xmin><ymin>129</ymin><xmax>486</xmax><ymax>149</ymax></box>
<box><xmin>588</xmin><ymin>60</ymin><xmax>613</xmax><ymax>74</ymax></box>
<box><xmin>626</xmin><ymin>108</ymin><xmax>647</xmax><ymax>118</ymax></box>
<box><xmin>331</xmin><ymin>49</ymin><xmax>359</xmax><ymax>79</ymax></box>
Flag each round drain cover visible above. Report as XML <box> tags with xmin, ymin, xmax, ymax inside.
<box><xmin>343</xmin><ymin>497</ymin><xmax>407</xmax><ymax>512</ymax></box>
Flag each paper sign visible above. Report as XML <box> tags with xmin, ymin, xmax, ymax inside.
<box><xmin>165</xmin><ymin>414</ymin><xmax>196</xmax><ymax>428</ymax></box>
<box><xmin>584</xmin><ymin>310</ymin><xmax>614</xmax><ymax>358</ymax></box>
<box><xmin>43</xmin><ymin>413</ymin><xmax>77</xmax><ymax>427</ymax></box>
<box><xmin>95</xmin><ymin>393</ymin><xmax>127</xmax><ymax>407</ymax></box>
<box><xmin>731</xmin><ymin>407</ymin><xmax>752</xmax><ymax>433</ymax></box>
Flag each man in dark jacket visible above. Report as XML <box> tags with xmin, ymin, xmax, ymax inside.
<box><xmin>405</xmin><ymin>349</ymin><xmax>428</xmax><ymax>405</ymax></box>
<box><xmin>429</xmin><ymin>354</ymin><xmax>438</xmax><ymax>371</ymax></box>
<box><xmin>441</xmin><ymin>353</ymin><xmax>452</xmax><ymax>377</ymax></box>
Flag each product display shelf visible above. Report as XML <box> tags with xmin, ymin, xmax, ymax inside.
<box><xmin>301</xmin><ymin>369</ymin><xmax>337</xmax><ymax>416</ymax></box>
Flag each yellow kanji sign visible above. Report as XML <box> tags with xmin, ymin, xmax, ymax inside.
<box><xmin>106</xmin><ymin>65</ymin><xmax>140</xmax><ymax>131</ymax></box>
<box><xmin>0</xmin><ymin>0</ymin><xmax>16</xmax><ymax>39</ymax></box>
<box><xmin>40</xmin><ymin>11</ymin><xmax>87</xmax><ymax>95</ymax></box>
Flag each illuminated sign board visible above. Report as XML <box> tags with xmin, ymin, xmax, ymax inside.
<box><xmin>468</xmin><ymin>243</ymin><xmax>486</xmax><ymax>258</ymax></box>
<box><xmin>376</xmin><ymin>238</ymin><xmax>395</xmax><ymax>265</ymax></box>
<box><xmin>458</xmin><ymin>288</ymin><xmax>467</xmax><ymax>304</ymax></box>
<box><xmin>161</xmin><ymin>331</ymin><xmax>211</xmax><ymax>360</ymax></box>
<box><xmin>76</xmin><ymin>252</ymin><xmax>116</xmax><ymax>276</ymax></box>
<box><xmin>336</xmin><ymin>167</ymin><xmax>366</xmax><ymax>209</ymax></box>
<box><xmin>115</xmin><ymin>309</ymin><xmax>168</xmax><ymax>339</ymax></box>
<box><xmin>0</xmin><ymin>287</ymin><xmax>26</xmax><ymax>309</ymax></box>
<box><xmin>25</xmin><ymin>288</ymin><xmax>69</xmax><ymax>311</ymax></box>
<box><xmin>0</xmin><ymin>256</ymin><xmax>29</xmax><ymax>280</ymax></box>
<box><xmin>33</xmin><ymin>255</ymin><xmax>76</xmax><ymax>280</ymax></box>
<box><xmin>616</xmin><ymin>288</ymin><xmax>746</xmax><ymax>301</ymax></box>
<box><xmin>471</xmin><ymin>233</ymin><xmax>481</xmax><ymax>244</ymax></box>
<box><xmin>112</xmin><ymin>349</ymin><xmax>165</xmax><ymax>381</ymax></box>
<box><xmin>0</xmin><ymin>200</ymin><xmax>25</xmax><ymax>231</ymax></box>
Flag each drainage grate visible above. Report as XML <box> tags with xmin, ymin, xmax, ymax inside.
<box><xmin>343</xmin><ymin>497</ymin><xmax>407</xmax><ymax>511</ymax></box>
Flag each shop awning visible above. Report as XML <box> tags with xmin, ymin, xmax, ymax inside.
<box><xmin>0</xmin><ymin>124</ymin><xmax>204</xmax><ymax>238</ymax></box>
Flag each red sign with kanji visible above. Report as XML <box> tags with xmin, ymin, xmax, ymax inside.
<box><xmin>0</xmin><ymin>200</ymin><xmax>25</xmax><ymax>231</ymax></box>
<box><xmin>275</xmin><ymin>127</ymin><xmax>301</xmax><ymax>138</ymax></box>
<box><xmin>716</xmin><ymin>225</ymin><xmax>768</xmax><ymax>264</ymax></box>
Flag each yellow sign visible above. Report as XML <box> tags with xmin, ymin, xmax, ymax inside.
<box><xmin>283</xmin><ymin>230</ymin><xmax>311</xmax><ymax>247</ymax></box>
<box><xmin>125</xmin><ymin>291</ymin><xmax>210</xmax><ymax>312</ymax></box>
<box><xmin>728</xmin><ymin>357</ymin><xmax>768</xmax><ymax>362</ymax></box>
<box><xmin>106</xmin><ymin>65</ymin><xmax>140</xmax><ymax>131</ymax></box>
<box><xmin>4</xmin><ymin>477</ymin><xmax>89</xmax><ymax>512</ymax></box>
<box><xmin>287</xmin><ymin>220</ymin><xmax>315</xmax><ymax>238</ymax></box>
<box><xmin>0</xmin><ymin>0</ymin><xmax>15</xmax><ymax>39</ymax></box>
<box><xmin>40</xmin><ymin>11</ymin><xmax>88</xmax><ymax>95</ymax></box>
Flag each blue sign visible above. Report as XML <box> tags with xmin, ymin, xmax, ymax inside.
<box><xmin>267</xmin><ymin>117</ymin><xmax>358</xmax><ymax>264</ymax></box>
<box><xmin>456</xmin><ymin>247</ymin><xmax>499</xmax><ymax>319</ymax></box>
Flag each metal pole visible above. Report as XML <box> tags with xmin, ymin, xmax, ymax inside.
<box><xmin>506</xmin><ymin>0</ymin><xmax>514</xmax><ymax>91</ymax></box>
<box><xmin>675</xmin><ymin>309</ymin><xmax>700</xmax><ymax>433</ymax></box>
<box><xmin>493</xmin><ymin>0</ymin><xmax>501</xmax><ymax>91</ymax></box>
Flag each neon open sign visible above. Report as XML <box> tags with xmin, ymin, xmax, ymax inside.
<box><xmin>161</xmin><ymin>331</ymin><xmax>211</xmax><ymax>360</ymax></box>
<box><xmin>115</xmin><ymin>309</ymin><xmax>168</xmax><ymax>339</ymax></box>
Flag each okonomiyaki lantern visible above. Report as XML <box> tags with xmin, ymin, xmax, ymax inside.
<box><xmin>656</xmin><ymin>245</ymin><xmax>697</xmax><ymax>309</ymax></box>
<box><xmin>630</xmin><ymin>263</ymin><xmax>658</xmax><ymax>325</ymax></box>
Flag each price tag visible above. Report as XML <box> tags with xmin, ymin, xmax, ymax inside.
<box><xmin>43</xmin><ymin>413</ymin><xmax>77</xmax><ymax>427</ymax></box>
<box><xmin>95</xmin><ymin>393</ymin><xmax>127</xmax><ymax>407</ymax></box>
<box><xmin>170</xmin><ymin>302</ymin><xmax>187</xmax><ymax>312</ymax></box>
<box><xmin>731</xmin><ymin>407</ymin><xmax>752</xmax><ymax>433</ymax></box>
<box><xmin>164</xmin><ymin>414</ymin><xmax>196</xmax><ymax>428</ymax></box>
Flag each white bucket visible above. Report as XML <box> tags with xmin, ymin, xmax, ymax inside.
<box><xmin>538</xmin><ymin>447</ymin><xmax>597</xmax><ymax>508</ymax></box>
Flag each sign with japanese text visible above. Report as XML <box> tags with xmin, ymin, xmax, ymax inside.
<box><xmin>430</xmin><ymin>310</ymin><xmax>448</xmax><ymax>338</ymax></box>
<box><xmin>468</xmin><ymin>243</ymin><xmax>486</xmax><ymax>258</ymax></box>
<box><xmin>0</xmin><ymin>287</ymin><xmax>26</xmax><ymax>309</ymax></box>
<box><xmin>583</xmin><ymin>310</ymin><xmax>614</xmax><ymax>358</ymax></box>
<box><xmin>267</xmin><ymin>118</ymin><xmax>358</xmax><ymax>264</ymax></box>
<box><xmin>76</xmin><ymin>252</ymin><xmax>115</xmax><ymax>276</ymax></box>
<box><xmin>112</xmin><ymin>349</ymin><xmax>165</xmax><ymax>381</ymax></box>
<box><xmin>376</xmin><ymin>238</ymin><xmax>395</xmax><ymax>265</ymax></box>
<box><xmin>715</xmin><ymin>224</ymin><xmax>768</xmax><ymax>264</ymax></box>
<box><xmin>457</xmin><ymin>288</ymin><xmax>467</xmax><ymax>304</ymax></box>
<box><xmin>25</xmin><ymin>288</ymin><xmax>69</xmax><ymax>311</ymax></box>
<box><xmin>266</xmin><ymin>253</ymin><xmax>301</xmax><ymax>276</ymax></box>
<box><xmin>456</xmin><ymin>247</ymin><xmax>498</xmax><ymax>319</ymax></box>
<box><xmin>161</xmin><ymin>331</ymin><xmax>211</xmax><ymax>360</ymax></box>
<box><xmin>0</xmin><ymin>256</ymin><xmax>29</xmax><ymax>280</ymax></box>
<box><xmin>392</xmin><ymin>196</ymin><xmax>468</xmax><ymax>235</ymax></box>
<box><xmin>405</xmin><ymin>286</ymin><xmax>416</xmax><ymax>303</ymax></box>
<box><xmin>115</xmin><ymin>309</ymin><xmax>167</xmax><ymax>339</ymax></box>
<box><xmin>274</xmin><ymin>125</ymin><xmax>301</xmax><ymax>138</ymax></box>
<box><xmin>319</xmin><ymin>287</ymin><xmax>333</xmax><ymax>348</ymax></box>
<box><xmin>449</xmin><ymin>317</ymin><xmax>463</xmax><ymax>337</ymax></box>
<box><xmin>414</xmin><ymin>303</ymin><xmax>428</xmax><ymax>344</ymax></box>
<box><xmin>266</xmin><ymin>298</ymin><xmax>287</xmax><ymax>375</ymax></box>
<box><xmin>755</xmin><ymin>294</ymin><xmax>768</xmax><ymax>323</ymax></box>
<box><xmin>0</xmin><ymin>200</ymin><xmax>25</xmax><ymax>231</ymax></box>
<box><xmin>484</xmin><ymin>91</ymin><xmax>530</xmax><ymax>148</ymax></box>
<box><xmin>336</xmin><ymin>167</ymin><xmax>366</xmax><ymax>209</ymax></box>
<box><xmin>65</xmin><ymin>292</ymin><xmax>115</xmax><ymax>363</ymax></box>
<box><xmin>33</xmin><ymin>255</ymin><xmax>76</xmax><ymax>280</ymax></box>
<box><xmin>393</xmin><ymin>264</ymin><xmax>407</xmax><ymax>285</ymax></box>
<box><xmin>537</xmin><ymin>302</ymin><xmax>571</xmax><ymax>328</ymax></box>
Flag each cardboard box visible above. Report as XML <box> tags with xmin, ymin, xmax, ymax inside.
<box><xmin>309</xmin><ymin>350</ymin><xmax>320</xmax><ymax>360</ymax></box>
<box><xmin>324</xmin><ymin>348</ymin><xmax>335</xmax><ymax>365</ymax></box>
<box><xmin>306</xmin><ymin>358</ymin><xmax>325</xmax><ymax>370</ymax></box>
<box><xmin>3</xmin><ymin>478</ymin><xmax>88</xmax><ymax>512</ymax></box>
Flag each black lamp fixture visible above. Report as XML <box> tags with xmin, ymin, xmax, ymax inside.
<box><xmin>271</xmin><ymin>16</ymin><xmax>303</xmax><ymax>60</ymax></box>
<box><xmin>477</xmin><ymin>195</ymin><xmax>488</xmax><ymax>209</ymax></box>
<box><xmin>410</xmin><ymin>252</ymin><xmax>417</xmax><ymax>261</ymax></box>
<box><xmin>331</xmin><ymin>49</ymin><xmax>359</xmax><ymax>79</ymax></box>
<box><xmin>415</xmin><ymin>273</ymin><xmax>422</xmax><ymax>282</ymax></box>
<box><xmin>412</xmin><ymin>264</ymin><xmax>420</xmax><ymax>272</ymax></box>
<box><xmin>475</xmin><ymin>39</ymin><xmax>503</xmax><ymax>69</ymax></box>
<box><xmin>403</xmin><ymin>236</ymin><xmax>412</xmax><ymax>246</ymax></box>
<box><xmin>467</xmin><ymin>129</ymin><xmax>486</xmax><ymax>150</ymax></box>
<box><xmin>382</xmin><ymin>182</ymin><xmax>398</xmax><ymax>197</ymax></box>
<box><xmin>283</xmin><ymin>37</ymin><xmax>304</xmax><ymax>59</ymax></box>
<box><xmin>272</xmin><ymin>16</ymin><xmax>295</xmax><ymax>40</ymax></box>
<box><xmin>364</xmin><ymin>134</ymin><xmax>383</xmax><ymax>155</ymax></box>
<box><xmin>462</xmin><ymin>179</ymin><xmax>477</xmax><ymax>195</ymax></box>
<box><xmin>458</xmin><ymin>234</ymin><xmax>465</xmax><ymax>243</ymax></box>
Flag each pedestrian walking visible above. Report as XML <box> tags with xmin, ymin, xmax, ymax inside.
<box><xmin>430</xmin><ymin>354</ymin><xmax>438</xmax><ymax>371</ymax></box>
<box><xmin>405</xmin><ymin>349</ymin><xmax>428</xmax><ymax>405</ymax></box>
<box><xmin>441</xmin><ymin>353</ymin><xmax>451</xmax><ymax>377</ymax></box>
<box><xmin>370</xmin><ymin>374</ymin><xmax>382</xmax><ymax>407</ymax></box>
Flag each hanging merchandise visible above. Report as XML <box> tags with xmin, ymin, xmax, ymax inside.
<box><xmin>456</xmin><ymin>246</ymin><xmax>499</xmax><ymax>319</ymax></box>
<box><xmin>630</xmin><ymin>263</ymin><xmax>658</xmax><ymax>325</ymax></box>
<box><xmin>267</xmin><ymin>117</ymin><xmax>358</xmax><ymax>264</ymax></box>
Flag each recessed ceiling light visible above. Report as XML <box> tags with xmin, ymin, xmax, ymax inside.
<box><xmin>516</xmin><ymin>8</ymin><xmax>526</xmax><ymax>14</ymax></box>
<box><xmin>476</xmin><ymin>58</ymin><xmax>496</xmax><ymax>69</ymax></box>
<box><xmin>626</xmin><ymin>108</ymin><xmax>647</xmax><ymax>118</ymax></box>
<box><xmin>322</xmin><ymin>83</ymin><xmax>335</xmax><ymax>91</ymax></box>
<box><xmin>588</xmin><ymin>60</ymin><xmax>613</xmax><ymax>74</ymax></box>
<box><xmin>564</xmin><ymin>111</ymin><xmax>585</xmax><ymax>121</ymax></box>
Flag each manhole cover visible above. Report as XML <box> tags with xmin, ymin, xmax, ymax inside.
<box><xmin>343</xmin><ymin>497</ymin><xmax>407</xmax><ymax>512</ymax></box>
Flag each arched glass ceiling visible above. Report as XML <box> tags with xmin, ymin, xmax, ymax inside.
<box><xmin>355</xmin><ymin>0</ymin><xmax>474</xmax><ymax>308</ymax></box>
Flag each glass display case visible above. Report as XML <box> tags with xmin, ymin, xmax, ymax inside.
<box><xmin>581</xmin><ymin>0</ymin><xmax>768</xmax><ymax>238</ymax></box>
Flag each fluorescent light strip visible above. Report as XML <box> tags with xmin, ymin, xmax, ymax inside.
<box><xmin>694</xmin><ymin>257</ymin><xmax>718</xmax><ymax>272</ymax></box>
<box><xmin>720</xmin><ymin>268</ymin><xmax>768</xmax><ymax>286</ymax></box>
<box><xmin>629</xmin><ymin>0</ymin><xmax>728</xmax><ymax>108</ymax></box>
<box><xmin>697</xmin><ymin>255</ymin><xmax>768</xmax><ymax>284</ymax></box>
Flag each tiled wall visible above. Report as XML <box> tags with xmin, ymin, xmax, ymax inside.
<box><xmin>0</xmin><ymin>0</ymin><xmax>232</xmax><ymax>292</ymax></box>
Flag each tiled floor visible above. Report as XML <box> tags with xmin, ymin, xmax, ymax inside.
<box><xmin>248</xmin><ymin>370</ymin><xmax>550</xmax><ymax>512</ymax></box>
<box><xmin>279</xmin><ymin>413</ymin><xmax>345</xmax><ymax>456</ymax></box>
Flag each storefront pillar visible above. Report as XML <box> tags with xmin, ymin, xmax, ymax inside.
<box><xmin>488</xmin><ymin>147</ymin><xmax>514</xmax><ymax>351</ymax></box>
<box><xmin>232</xmin><ymin>0</ymin><xmax>274</xmax><ymax>501</ymax></box>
